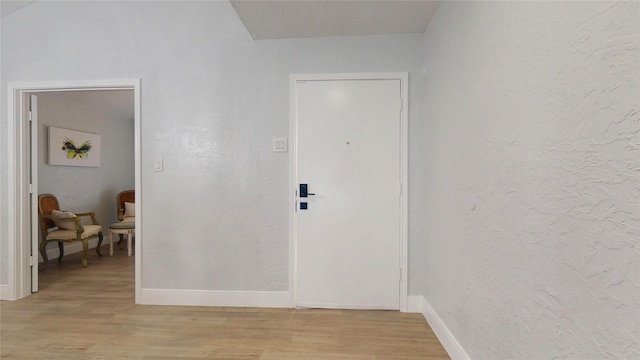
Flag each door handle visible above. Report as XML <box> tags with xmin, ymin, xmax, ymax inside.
<box><xmin>299</xmin><ymin>184</ymin><xmax>315</xmax><ymax>198</ymax></box>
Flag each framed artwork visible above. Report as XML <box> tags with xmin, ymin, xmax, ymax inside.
<box><xmin>48</xmin><ymin>127</ymin><xmax>101</xmax><ymax>167</ymax></box>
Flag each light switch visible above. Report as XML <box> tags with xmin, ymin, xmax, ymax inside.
<box><xmin>153</xmin><ymin>157</ymin><xmax>163</xmax><ymax>172</ymax></box>
<box><xmin>273</xmin><ymin>138</ymin><xmax>288</xmax><ymax>152</ymax></box>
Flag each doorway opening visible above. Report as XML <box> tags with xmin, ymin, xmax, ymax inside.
<box><xmin>5</xmin><ymin>79</ymin><xmax>141</xmax><ymax>302</ymax></box>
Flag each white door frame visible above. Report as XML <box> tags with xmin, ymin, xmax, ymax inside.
<box><xmin>5</xmin><ymin>79</ymin><xmax>141</xmax><ymax>301</ymax></box>
<box><xmin>289</xmin><ymin>73</ymin><xmax>409</xmax><ymax>312</ymax></box>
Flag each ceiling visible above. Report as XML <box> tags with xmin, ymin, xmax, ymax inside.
<box><xmin>3</xmin><ymin>1</ymin><xmax>440</xmax><ymax>40</ymax></box>
<box><xmin>0</xmin><ymin>1</ymin><xmax>33</xmax><ymax>16</ymax></box>
<box><xmin>230</xmin><ymin>0</ymin><xmax>440</xmax><ymax>40</ymax></box>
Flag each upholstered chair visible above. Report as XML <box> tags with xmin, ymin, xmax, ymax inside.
<box><xmin>37</xmin><ymin>194</ymin><xmax>103</xmax><ymax>269</ymax></box>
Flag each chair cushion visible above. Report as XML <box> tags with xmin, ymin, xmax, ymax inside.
<box><xmin>46</xmin><ymin>225</ymin><xmax>102</xmax><ymax>240</ymax></box>
<box><xmin>110</xmin><ymin>220</ymin><xmax>135</xmax><ymax>229</ymax></box>
<box><xmin>51</xmin><ymin>209</ymin><xmax>77</xmax><ymax>230</ymax></box>
<box><xmin>124</xmin><ymin>202</ymin><xmax>135</xmax><ymax>218</ymax></box>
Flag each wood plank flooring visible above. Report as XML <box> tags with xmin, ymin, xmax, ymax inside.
<box><xmin>1</xmin><ymin>245</ymin><xmax>450</xmax><ymax>359</ymax></box>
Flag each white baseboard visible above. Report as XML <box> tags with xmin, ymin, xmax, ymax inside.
<box><xmin>139</xmin><ymin>288</ymin><xmax>291</xmax><ymax>308</ymax></box>
<box><xmin>407</xmin><ymin>295</ymin><xmax>471</xmax><ymax>360</ymax></box>
<box><xmin>41</xmin><ymin>238</ymin><xmax>102</xmax><ymax>263</ymax></box>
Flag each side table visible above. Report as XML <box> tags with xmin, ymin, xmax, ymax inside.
<box><xmin>108</xmin><ymin>221</ymin><xmax>135</xmax><ymax>256</ymax></box>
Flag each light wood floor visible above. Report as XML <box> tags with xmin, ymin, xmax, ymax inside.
<box><xmin>1</xmin><ymin>244</ymin><xmax>450</xmax><ymax>360</ymax></box>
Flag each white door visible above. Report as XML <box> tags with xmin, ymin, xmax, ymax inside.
<box><xmin>294</xmin><ymin>77</ymin><xmax>402</xmax><ymax>310</ymax></box>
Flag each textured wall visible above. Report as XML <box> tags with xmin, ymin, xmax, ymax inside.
<box><xmin>35</xmin><ymin>92</ymin><xmax>134</xmax><ymax>259</ymax></box>
<box><xmin>0</xmin><ymin>1</ymin><xmax>424</xmax><ymax>293</ymax></box>
<box><xmin>421</xmin><ymin>1</ymin><xmax>639</xmax><ymax>358</ymax></box>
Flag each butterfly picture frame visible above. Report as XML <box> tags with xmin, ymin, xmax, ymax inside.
<box><xmin>48</xmin><ymin>126</ymin><xmax>101</xmax><ymax>167</ymax></box>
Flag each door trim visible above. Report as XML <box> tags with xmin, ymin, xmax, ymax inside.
<box><xmin>5</xmin><ymin>79</ymin><xmax>141</xmax><ymax>301</ymax></box>
<box><xmin>288</xmin><ymin>73</ymin><xmax>409</xmax><ymax>311</ymax></box>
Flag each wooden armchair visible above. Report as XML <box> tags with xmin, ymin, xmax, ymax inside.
<box><xmin>38</xmin><ymin>194</ymin><xmax>103</xmax><ymax>269</ymax></box>
<box><xmin>117</xmin><ymin>190</ymin><xmax>135</xmax><ymax>222</ymax></box>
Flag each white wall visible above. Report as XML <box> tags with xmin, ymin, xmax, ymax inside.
<box><xmin>1</xmin><ymin>2</ymin><xmax>424</xmax><ymax>295</ymax></box>
<box><xmin>421</xmin><ymin>1</ymin><xmax>639</xmax><ymax>359</ymax></box>
<box><xmin>35</xmin><ymin>91</ymin><xmax>134</xmax><ymax>260</ymax></box>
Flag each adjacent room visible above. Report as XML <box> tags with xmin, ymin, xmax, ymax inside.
<box><xmin>34</xmin><ymin>90</ymin><xmax>135</xmax><ymax>270</ymax></box>
<box><xmin>1</xmin><ymin>1</ymin><xmax>638</xmax><ymax>359</ymax></box>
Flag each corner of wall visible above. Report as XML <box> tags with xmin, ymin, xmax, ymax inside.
<box><xmin>408</xmin><ymin>296</ymin><xmax>471</xmax><ymax>360</ymax></box>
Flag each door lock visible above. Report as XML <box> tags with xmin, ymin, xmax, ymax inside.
<box><xmin>299</xmin><ymin>184</ymin><xmax>315</xmax><ymax>198</ymax></box>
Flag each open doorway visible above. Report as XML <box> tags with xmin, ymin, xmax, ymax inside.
<box><xmin>5</xmin><ymin>80</ymin><xmax>141</xmax><ymax>302</ymax></box>
<box><xmin>34</xmin><ymin>90</ymin><xmax>134</xmax><ymax>289</ymax></box>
